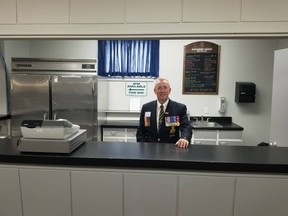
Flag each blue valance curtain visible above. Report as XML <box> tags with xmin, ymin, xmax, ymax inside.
<box><xmin>98</xmin><ymin>40</ymin><xmax>159</xmax><ymax>77</ymax></box>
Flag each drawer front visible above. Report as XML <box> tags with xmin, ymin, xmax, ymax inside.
<box><xmin>126</xmin><ymin>128</ymin><xmax>137</xmax><ymax>137</ymax></box>
<box><xmin>193</xmin><ymin>130</ymin><xmax>217</xmax><ymax>139</ymax></box>
<box><xmin>193</xmin><ymin>140</ymin><xmax>217</xmax><ymax>145</ymax></box>
<box><xmin>218</xmin><ymin>131</ymin><xmax>242</xmax><ymax>139</ymax></box>
<box><xmin>218</xmin><ymin>140</ymin><xmax>242</xmax><ymax>146</ymax></box>
<box><xmin>103</xmin><ymin>128</ymin><xmax>125</xmax><ymax>137</ymax></box>
<box><xmin>127</xmin><ymin>138</ymin><xmax>137</xmax><ymax>142</ymax></box>
<box><xmin>103</xmin><ymin>137</ymin><xmax>126</xmax><ymax>142</ymax></box>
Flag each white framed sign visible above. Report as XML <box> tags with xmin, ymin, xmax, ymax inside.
<box><xmin>126</xmin><ymin>82</ymin><xmax>147</xmax><ymax>96</ymax></box>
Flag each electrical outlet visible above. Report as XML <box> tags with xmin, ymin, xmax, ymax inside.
<box><xmin>204</xmin><ymin>107</ymin><xmax>209</xmax><ymax>114</ymax></box>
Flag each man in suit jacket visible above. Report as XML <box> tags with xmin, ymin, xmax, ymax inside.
<box><xmin>136</xmin><ymin>78</ymin><xmax>192</xmax><ymax>148</ymax></box>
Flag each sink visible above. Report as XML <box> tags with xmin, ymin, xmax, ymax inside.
<box><xmin>192</xmin><ymin>121</ymin><xmax>223</xmax><ymax>128</ymax></box>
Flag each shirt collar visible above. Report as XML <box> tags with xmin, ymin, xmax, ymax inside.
<box><xmin>157</xmin><ymin>99</ymin><xmax>169</xmax><ymax>109</ymax></box>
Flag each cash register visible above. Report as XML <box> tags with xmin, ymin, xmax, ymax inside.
<box><xmin>18</xmin><ymin>119</ymin><xmax>87</xmax><ymax>153</ymax></box>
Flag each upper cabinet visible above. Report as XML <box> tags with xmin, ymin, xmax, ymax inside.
<box><xmin>242</xmin><ymin>0</ymin><xmax>288</xmax><ymax>21</ymax></box>
<box><xmin>0</xmin><ymin>168</ymin><xmax>22</xmax><ymax>216</ymax></box>
<box><xmin>17</xmin><ymin>0</ymin><xmax>69</xmax><ymax>24</ymax></box>
<box><xmin>1</xmin><ymin>0</ymin><xmax>288</xmax><ymax>36</ymax></box>
<box><xmin>126</xmin><ymin>0</ymin><xmax>181</xmax><ymax>23</ymax></box>
<box><xmin>70</xmin><ymin>0</ymin><xmax>125</xmax><ymax>24</ymax></box>
<box><xmin>183</xmin><ymin>0</ymin><xmax>241</xmax><ymax>22</ymax></box>
<box><xmin>0</xmin><ymin>0</ymin><xmax>16</xmax><ymax>24</ymax></box>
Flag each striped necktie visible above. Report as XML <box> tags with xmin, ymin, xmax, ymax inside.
<box><xmin>158</xmin><ymin>104</ymin><xmax>164</xmax><ymax>128</ymax></box>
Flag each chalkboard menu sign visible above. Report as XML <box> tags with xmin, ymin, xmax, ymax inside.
<box><xmin>183</xmin><ymin>41</ymin><xmax>220</xmax><ymax>94</ymax></box>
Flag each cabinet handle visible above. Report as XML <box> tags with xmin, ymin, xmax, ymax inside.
<box><xmin>110</xmin><ymin>131</ymin><xmax>117</xmax><ymax>136</ymax></box>
<box><xmin>118</xmin><ymin>139</ymin><xmax>125</xmax><ymax>142</ymax></box>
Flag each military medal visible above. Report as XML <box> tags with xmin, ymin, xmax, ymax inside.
<box><xmin>170</xmin><ymin>126</ymin><xmax>176</xmax><ymax>135</ymax></box>
<box><xmin>144</xmin><ymin>111</ymin><xmax>151</xmax><ymax>127</ymax></box>
<box><xmin>165</xmin><ymin>115</ymin><xmax>180</xmax><ymax>127</ymax></box>
<box><xmin>144</xmin><ymin>117</ymin><xmax>150</xmax><ymax>127</ymax></box>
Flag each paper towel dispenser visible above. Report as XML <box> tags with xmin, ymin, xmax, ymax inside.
<box><xmin>235</xmin><ymin>82</ymin><xmax>256</xmax><ymax>103</ymax></box>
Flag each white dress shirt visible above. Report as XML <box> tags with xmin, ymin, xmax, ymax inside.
<box><xmin>157</xmin><ymin>99</ymin><xmax>169</xmax><ymax>130</ymax></box>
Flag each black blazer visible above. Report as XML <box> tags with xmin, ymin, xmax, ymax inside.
<box><xmin>136</xmin><ymin>99</ymin><xmax>192</xmax><ymax>143</ymax></box>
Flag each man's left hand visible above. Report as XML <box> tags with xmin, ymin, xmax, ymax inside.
<box><xmin>175</xmin><ymin>138</ymin><xmax>189</xmax><ymax>148</ymax></box>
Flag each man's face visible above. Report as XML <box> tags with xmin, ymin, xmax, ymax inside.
<box><xmin>154</xmin><ymin>80</ymin><xmax>171</xmax><ymax>103</ymax></box>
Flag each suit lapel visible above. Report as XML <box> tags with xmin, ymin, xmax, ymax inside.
<box><xmin>165</xmin><ymin>100</ymin><xmax>172</xmax><ymax>116</ymax></box>
<box><xmin>151</xmin><ymin>101</ymin><xmax>158</xmax><ymax>131</ymax></box>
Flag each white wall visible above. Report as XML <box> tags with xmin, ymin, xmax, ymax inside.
<box><xmin>270</xmin><ymin>48</ymin><xmax>288</xmax><ymax>147</ymax></box>
<box><xmin>107</xmin><ymin>39</ymin><xmax>279</xmax><ymax>146</ymax></box>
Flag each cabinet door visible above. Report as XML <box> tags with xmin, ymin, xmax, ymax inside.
<box><xmin>0</xmin><ymin>168</ymin><xmax>22</xmax><ymax>216</ymax></box>
<box><xmin>218</xmin><ymin>140</ymin><xmax>242</xmax><ymax>146</ymax></box>
<box><xmin>126</xmin><ymin>128</ymin><xmax>137</xmax><ymax>142</ymax></box>
<box><xmin>193</xmin><ymin>140</ymin><xmax>217</xmax><ymax>145</ymax></box>
<box><xmin>124</xmin><ymin>173</ymin><xmax>177</xmax><ymax>216</ymax></box>
<box><xmin>103</xmin><ymin>128</ymin><xmax>126</xmax><ymax>142</ymax></box>
<box><xmin>193</xmin><ymin>130</ymin><xmax>217</xmax><ymax>139</ymax></box>
<box><xmin>178</xmin><ymin>175</ymin><xmax>235</xmax><ymax>216</ymax></box>
<box><xmin>234</xmin><ymin>177</ymin><xmax>288</xmax><ymax>216</ymax></box>
<box><xmin>20</xmin><ymin>169</ymin><xmax>71</xmax><ymax>216</ymax></box>
<box><xmin>218</xmin><ymin>131</ymin><xmax>242</xmax><ymax>139</ymax></box>
<box><xmin>71</xmin><ymin>171</ymin><xmax>122</xmax><ymax>216</ymax></box>
<box><xmin>192</xmin><ymin>130</ymin><xmax>217</xmax><ymax>145</ymax></box>
<box><xmin>0</xmin><ymin>0</ymin><xmax>16</xmax><ymax>24</ymax></box>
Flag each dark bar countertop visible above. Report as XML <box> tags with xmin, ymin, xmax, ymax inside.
<box><xmin>0</xmin><ymin>114</ymin><xmax>11</xmax><ymax>121</ymax></box>
<box><xmin>0</xmin><ymin>138</ymin><xmax>288</xmax><ymax>174</ymax></box>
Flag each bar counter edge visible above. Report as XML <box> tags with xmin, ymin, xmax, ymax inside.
<box><xmin>0</xmin><ymin>139</ymin><xmax>288</xmax><ymax>174</ymax></box>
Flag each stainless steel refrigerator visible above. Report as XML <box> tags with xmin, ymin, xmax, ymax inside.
<box><xmin>10</xmin><ymin>58</ymin><xmax>98</xmax><ymax>140</ymax></box>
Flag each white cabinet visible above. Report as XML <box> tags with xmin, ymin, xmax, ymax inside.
<box><xmin>17</xmin><ymin>0</ymin><xmax>69</xmax><ymax>24</ymax></box>
<box><xmin>71</xmin><ymin>171</ymin><xmax>123</xmax><ymax>216</ymax></box>
<box><xmin>0</xmin><ymin>119</ymin><xmax>10</xmax><ymax>138</ymax></box>
<box><xmin>0</xmin><ymin>168</ymin><xmax>22</xmax><ymax>216</ymax></box>
<box><xmin>126</xmin><ymin>128</ymin><xmax>138</xmax><ymax>142</ymax></box>
<box><xmin>70</xmin><ymin>0</ymin><xmax>125</xmax><ymax>24</ymax></box>
<box><xmin>234</xmin><ymin>177</ymin><xmax>288</xmax><ymax>216</ymax></box>
<box><xmin>192</xmin><ymin>130</ymin><xmax>242</xmax><ymax>145</ymax></box>
<box><xmin>2</xmin><ymin>165</ymin><xmax>288</xmax><ymax>216</ymax></box>
<box><xmin>192</xmin><ymin>130</ymin><xmax>217</xmax><ymax>145</ymax></box>
<box><xmin>103</xmin><ymin>127</ymin><xmax>126</xmax><ymax>142</ymax></box>
<box><xmin>0</xmin><ymin>0</ymin><xmax>16</xmax><ymax>24</ymax></box>
<box><xmin>218</xmin><ymin>130</ymin><xmax>243</xmax><ymax>146</ymax></box>
<box><xmin>124</xmin><ymin>173</ymin><xmax>178</xmax><ymax>216</ymax></box>
<box><xmin>102</xmin><ymin>127</ymin><xmax>137</xmax><ymax>142</ymax></box>
<box><xmin>178</xmin><ymin>175</ymin><xmax>235</xmax><ymax>216</ymax></box>
<box><xmin>20</xmin><ymin>169</ymin><xmax>71</xmax><ymax>216</ymax></box>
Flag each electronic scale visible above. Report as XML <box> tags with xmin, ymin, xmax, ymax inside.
<box><xmin>18</xmin><ymin>119</ymin><xmax>87</xmax><ymax>153</ymax></box>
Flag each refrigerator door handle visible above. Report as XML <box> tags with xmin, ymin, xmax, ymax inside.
<box><xmin>60</xmin><ymin>75</ymin><xmax>82</xmax><ymax>78</ymax></box>
<box><xmin>44</xmin><ymin>113</ymin><xmax>48</xmax><ymax>120</ymax></box>
<box><xmin>91</xmin><ymin>80</ymin><xmax>95</xmax><ymax>92</ymax></box>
